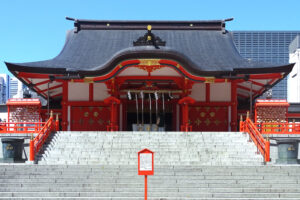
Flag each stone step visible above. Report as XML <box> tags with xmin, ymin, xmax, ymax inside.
<box><xmin>39</xmin><ymin>131</ymin><xmax>263</xmax><ymax>165</ymax></box>
<box><xmin>1</xmin><ymin>163</ymin><xmax>299</xmax><ymax>199</ymax></box>
<box><xmin>1</xmin><ymin>191</ymin><xmax>300</xmax><ymax>198</ymax></box>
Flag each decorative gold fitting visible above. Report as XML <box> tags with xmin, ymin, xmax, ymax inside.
<box><xmin>246</xmin><ymin>111</ymin><xmax>249</xmax><ymax>119</ymax></box>
<box><xmin>288</xmin><ymin>145</ymin><xmax>295</xmax><ymax>151</ymax></box>
<box><xmin>147</xmin><ymin>25</ymin><xmax>152</xmax><ymax>31</ymax></box>
<box><xmin>147</xmin><ymin>36</ymin><xmax>152</xmax><ymax>41</ymax></box>
<box><xmin>139</xmin><ymin>59</ymin><xmax>160</xmax><ymax>66</ymax></box>
<box><xmin>205</xmin><ymin>77</ymin><xmax>215</xmax><ymax>83</ymax></box>
<box><xmin>240</xmin><ymin>115</ymin><xmax>243</xmax><ymax>122</ymax></box>
<box><xmin>84</xmin><ymin>77</ymin><xmax>94</xmax><ymax>83</ymax></box>
<box><xmin>30</xmin><ymin>132</ymin><xmax>33</xmax><ymax>141</ymax></box>
<box><xmin>50</xmin><ymin>110</ymin><xmax>53</xmax><ymax>118</ymax></box>
<box><xmin>56</xmin><ymin>114</ymin><xmax>59</xmax><ymax>121</ymax></box>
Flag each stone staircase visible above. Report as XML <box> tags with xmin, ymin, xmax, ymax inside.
<box><xmin>38</xmin><ymin>131</ymin><xmax>264</xmax><ymax>165</ymax></box>
<box><xmin>0</xmin><ymin>165</ymin><xmax>300</xmax><ymax>199</ymax></box>
<box><xmin>1</xmin><ymin>131</ymin><xmax>300</xmax><ymax>199</ymax></box>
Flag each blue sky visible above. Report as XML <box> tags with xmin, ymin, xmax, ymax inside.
<box><xmin>1</xmin><ymin>0</ymin><xmax>299</xmax><ymax>76</ymax></box>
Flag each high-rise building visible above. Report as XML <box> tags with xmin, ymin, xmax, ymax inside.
<box><xmin>232</xmin><ymin>31</ymin><xmax>300</xmax><ymax>99</ymax></box>
<box><xmin>288</xmin><ymin>35</ymin><xmax>300</xmax><ymax>102</ymax></box>
<box><xmin>0</xmin><ymin>74</ymin><xmax>9</xmax><ymax>103</ymax></box>
<box><xmin>9</xmin><ymin>77</ymin><xmax>23</xmax><ymax>98</ymax></box>
<box><xmin>0</xmin><ymin>77</ymin><xmax>6</xmax><ymax>104</ymax></box>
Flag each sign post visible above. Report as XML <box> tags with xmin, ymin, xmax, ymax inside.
<box><xmin>138</xmin><ymin>148</ymin><xmax>154</xmax><ymax>200</ymax></box>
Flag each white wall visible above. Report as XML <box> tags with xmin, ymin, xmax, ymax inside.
<box><xmin>94</xmin><ymin>83</ymin><xmax>110</xmax><ymax>101</ymax></box>
<box><xmin>210</xmin><ymin>83</ymin><xmax>231</xmax><ymax>102</ymax></box>
<box><xmin>68</xmin><ymin>82</ymin><xmax>89</xmax><ymax>101</ymax></box>
<box><xmin>190</xmin><ymin>83</ymin><xmax>205</xmax><ymax>101</ymax></box>
<box><xmin>68</xmin><ymin>82</ymin><xmax>110</xmax><ymax>102</ymax></box>
<box><xmin>288</xmin><ymin>50</ymin><xmax>300</xmax><ymax>102</ymax></box>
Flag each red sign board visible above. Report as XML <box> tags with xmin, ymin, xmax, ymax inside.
<box><xmin>138</xmin><ymin>148</ymin><xmax>154</xmax><ymax>176</ymax></box>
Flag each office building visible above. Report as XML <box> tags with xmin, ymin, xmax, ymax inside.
<box><xmin>0</xmin><ymin>74</ymin><xmax>9</xmax><ymax>103</ymax></box>
<box><xmin>232</xmin><ymin>31</ymin><xmax>300</xmax><ymax>99</ymax></box>
<box><xmin>0</xmin><ymin>77</ymin><xmax>6</xmax><ymax>104</ymax></box>
<box><xmin>288</xmin><ymin>35</ymin><xmax>300</xmax><ymax>102</ymax></box>
<box><xmin>9</xmin><ymin>77</ymin><xmax>23</xmax><ymax>98</ymax></box>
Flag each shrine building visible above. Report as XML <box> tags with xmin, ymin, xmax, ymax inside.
<box><xmin>5</xmin><ymin>18</ymin><xmax>294</xmax><ymax>132</ymax></box>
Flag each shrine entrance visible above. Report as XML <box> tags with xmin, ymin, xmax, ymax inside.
<box><xmin>124</xmin><ymin>100</ymin><xmax>175</xmax><ymax>131</ymax></box>
<box><xmin>117</xmin><ymin>74</ymin><xmax>184</xmax><ymax>132</ymax></box>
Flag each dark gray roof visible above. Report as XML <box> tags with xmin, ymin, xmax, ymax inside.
<box><xmin>6</xmin><ymin>20</ymin><xmax>294</xmax><ymax>77</ymax></box>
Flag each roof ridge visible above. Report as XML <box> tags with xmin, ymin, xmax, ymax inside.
<box><xmin>66</xmin><ymin>17</ymin><xmax>234</xmax><ymax>32</ymax></box>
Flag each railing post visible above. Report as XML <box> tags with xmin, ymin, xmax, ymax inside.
<box><xmin>265</xmin><ymin>140</ymin><xmax>270</xmax><ymax>162</ymax></box>
<box><xmin>55</xmin><ymin>114</ymin><xmax>59</xmax><ymax>131</ymax></box>
<box><xmin>239</xmin><ymin>115</ymin><xmax>244</xmax><ymax>132</ymax></box>
<box><xmin>50</xmin><ymin>110</ymin><xmax>54</xmax><ymax>132</ymax></box>
<box><xmin>29</xmin><ymin>135</ymin><xmax>35</xmax><ymax>161</ymax></box>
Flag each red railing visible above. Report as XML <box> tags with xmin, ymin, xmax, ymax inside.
<box><xmin>0</xmin><ymin>122</ymin><xmax>45</xmax><ymax>133</ymax></box>
<box><xmin>240</xmin><ymin>116</ymin><xmax>270</xmax><ymax>162</ymax></box>
<box><xmin>29</xmin><ymin>112</ymin><xmax>59</xmax><ymax>162</ymax></box>
<box><xmin>254</xmin><ymin>122</ymin><xmax>300</xmax><ymax>134</ymax></box>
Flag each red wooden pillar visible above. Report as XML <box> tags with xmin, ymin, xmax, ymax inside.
<box><xmin>61</xmin><ymin>81</ymin><xmax>68</xmax><ymax>131</ymax></box>
<box><xmin>104</xmin><ymin>96</ymin><xmax>121</xmax><ymax>131</ymax></box>
<box><xmin>205</xmin><ymin>83</ymin><xmax>210</xmax><ymax>102</ymax></box>
<box><xmin>178</xmin><ymin>96</ymin><xmax>195</xmax><ymax>132</ymax></box>
<box><xmin>231</xmin><ymin>81</ymin><xmax>237</xmax><ymax>131</ymax></box>
<box><xmin>89</xmin><ymin>83</ymin><xmax>94</xmax><ymax>102</ymax></box>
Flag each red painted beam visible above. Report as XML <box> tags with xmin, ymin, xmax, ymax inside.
<box><xmin>23</xmin><ymin>77</ymin><xmax>47</xmax><ymax>98</ymax></box>
<box><xmin>18</xmin><ymin>72</ymin><xmax>51</xmax><ymax>79</ymax></box>
<box><xmin>237</xmin><ymin>85</ymin><xmax>260</xmax><ymax>94</ymax></box>
<box><xmin>249</xmin><ymin>73</ymin><xmax>282</xmax><ymax>79</ymax></box>
<box><xmin>51</xmin><ymin>93</ymin><xmax>63</xmax><ymax>98</ymax></box>
<box><xmin>35</xmin><ymin>80</ymin><xmax>50</xmax><ymax>87</ymax></box>
<box><xmin>256</xmin><ymin>78</ymin><xmax>276</xmax><ymax>96</ymax></box>
<box><xmin>40</xmin><ymin>84</ymin><xmax>63</xmax><ymax>93</ymax></box>
<box><xmin>249</xmin><ymin>80</ymin><xmax>265</xmax><ymax>87</ymax></box>
<box><xmin>287</xmin><ymin>113</ymin><xmax>300</xmax><ymax>118</ymax></box>
<box><xmin>192</xmin><ymin>102</ymin><xmax>232</xmax><ymax>106</ymax></box>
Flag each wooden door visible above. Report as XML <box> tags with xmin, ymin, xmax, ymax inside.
<box><xmin>71</xmin><ymin>106</ymin><xmax>111</xmax><ymax>131</ymax></box>
<box><xmin>189</xmin><ymin>106</ymin><xmax>228</xmax><ymax>131</ymax></box>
